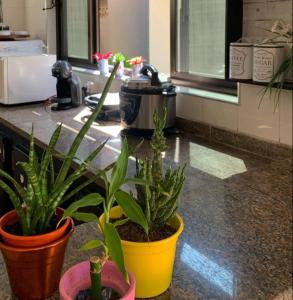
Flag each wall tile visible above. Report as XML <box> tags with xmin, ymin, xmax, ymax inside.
<box><xmin>176</xmin><ymin>94</ymin><xmax>204</xmax><ymax>123</ymax></box>
<box><xmin>279</xmin><ymin>90</ymin><xmax>293</xmax><ymax>146</ymax></box>
<box><xmin>202</xmin><ymin>100</ymin><xmax>239</xmax><ymax>131</ymax></box>
<box><xmin>238</xmin><ymin>84</ymin><xmax>280</xmax><ymax>142</ymax></box>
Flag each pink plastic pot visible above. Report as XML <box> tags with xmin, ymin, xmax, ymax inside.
<box><xmin>59</xmin><ymin>260</ymin><xmax>136</xmax><ymax>300</ymax></box>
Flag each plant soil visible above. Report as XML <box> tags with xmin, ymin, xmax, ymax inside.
<box><xmin>114</xmin><ymin>219</ymin><xmax>176</xmax><ymax>242</ymax></box>
<box><xmin>3</xmin><ymin>216</ymin><xmax>65</xmax><ymax>236</ymax></box>
<box><xmin>76</xmin><ymin>288</ymin><xmax>120</xmax><ymax>300</ymax></box>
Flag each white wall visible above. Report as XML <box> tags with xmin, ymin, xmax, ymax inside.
<box><xmin>100</xmin><ymin>0</ymin><xmax>149</xmax><ymax>60</ymax></box>
<box><xmin>2</xmin><ymin>0</ymin><xmax>25</xmax><ymax>31</ymax></box>
<box><xmin>149</xmin><ymin>0</ymin><xmax>293</xmax><ymax>146</ymax></box>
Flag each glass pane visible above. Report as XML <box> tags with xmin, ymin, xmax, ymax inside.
<box><xmin>66</xmin><ymin>0</ymin><xmax>89</xmax><ymax>59</ymax></box>
<box><xmin>177</xmin><ymin>0</ymin><xmax>226</xmax><ymax>79</ymax></box>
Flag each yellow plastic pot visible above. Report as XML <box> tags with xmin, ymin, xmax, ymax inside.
<box><xmin>100</xmin><ymin>206</ymin><xmax>184</xmax><ymax>298</ymax></box>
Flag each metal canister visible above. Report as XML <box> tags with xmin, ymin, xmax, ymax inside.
<box><xmin>229</xmin><ymin>42</ymin><xmax>253</xmax><ymax>80</ymax></box>
<box><xmin>253</xmin><ymin>44</ymin><xmax>285</xmax><ymax>83</ymax></box>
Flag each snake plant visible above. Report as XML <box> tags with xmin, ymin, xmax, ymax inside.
<box><xmin>135</xmin><ymin>108</ymin><xmax>186</xmax><ymax>231</ymax></box>
<box><xmin>0</xmin><ymin>62</ymin><xmax>120</xmax><ymax>236</ymax></box>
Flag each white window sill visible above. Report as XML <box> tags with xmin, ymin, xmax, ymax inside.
<box><xmin>176</xmin><ymin>86</ymin><xmax>239</xmax><ymax>105</ymax></box>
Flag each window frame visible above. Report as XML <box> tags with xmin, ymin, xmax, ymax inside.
<box><xmin>170</xmin><ymin>0</ymin><xmax>243</xmax><ymax>96</ymax></box>
<box><xmin>56</xmin><ymin>0</ymin><xmax>98</xmax><ymax>68</ymax></box>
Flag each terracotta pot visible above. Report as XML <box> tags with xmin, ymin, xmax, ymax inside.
<box><xmin>0</xmin><ymin>208</ymin><xmax>71</xmax><ymax>247</ymax></box>
<box><xmin>59</xmin><ymin>260</ymin><xmax>136</xmax><ymax>300</ymax></box>
<box><xmin>0</xmin><ymin>218</ymin><xmax>74</xmax><ymax>299</ymax></box>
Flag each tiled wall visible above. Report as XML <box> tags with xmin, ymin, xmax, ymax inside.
<box><xmin>175</xmin><ymin>0</ymin><xmax>293</xmax><ymax>147</ymax></box>
<box><xmin>243</xmin><ymin>0</ymin><xmax>292</xmax><ymax>37</ymax></box>
<box><xmin>177</xmin><ymin>85</ymin><xmax>292</xmax><ymax>146</ymax></box>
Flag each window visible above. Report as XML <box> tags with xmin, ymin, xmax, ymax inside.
<box><xmin>171</xmin><ymin>0</ymin><xmax>243</xmax><ymax>95</ymax></box>
<box><xmin>56</xmin><ymin>0</ymin><xmax>98</xmax><ymax>67</ymax></box>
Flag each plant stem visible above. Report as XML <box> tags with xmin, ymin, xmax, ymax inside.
<box><xmin>90</xmin><ymin>256</ymin><xmax>102</xmax><ymax>300</ymax></box>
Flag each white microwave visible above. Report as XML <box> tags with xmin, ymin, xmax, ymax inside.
<box><xmin>0</xmin><ymin>54</ymin><xmax>56</xmax><ymax>105</ymax></box>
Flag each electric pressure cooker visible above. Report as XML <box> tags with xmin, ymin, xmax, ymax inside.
<box><xmin>119</xmin><ymin>64</ymin><xmax>176</xmax><ymax>130</ymax></box>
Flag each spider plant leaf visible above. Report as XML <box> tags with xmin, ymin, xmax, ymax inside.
<box><xmin>109</xmin><ymin>138</ymin><xmax>129</xmax><ymax>198</ymax></box>
<box><xmin>71</xmin><ymin>212</ymin><xmax>99</xmax><ymax>223</ymax></box>
<box><xmin>113</xmin><ymin>218</ymin><xmax>129</xmax><ymax>227</ymax></box>
<box><xmin>104</xmin><ymin>222</ymin><xmax>128</xmax><ymax>281</ymax></box>
<box><xmin>80</xmin><ymin>239</ymin><xmax>105</xmax><ymax>251</ymax></box>
<box><xmin>62</xmin><ymin>193</ymin><xmax>104</xmax><ymax>219</ymax></box>
<box><xmin>115</xmin><ymin>190</ymin><xmax>149</xmax><ymax>235</ymax></box>
<box><xmin>54</xmin><ymin>63</ymin><xmax>120</xmax><ymax>188</ymax></box>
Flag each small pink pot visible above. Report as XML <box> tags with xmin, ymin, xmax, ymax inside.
<box><xmin>59</xmin><ymin>260</ymin><xmax>136</xmax><ymax>300</ymax></box>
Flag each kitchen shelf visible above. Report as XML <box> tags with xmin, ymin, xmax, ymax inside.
<box><xmin>229</xmin><ymin>79</ymin><xmax>293</xmax><ymax>91</ymax></box>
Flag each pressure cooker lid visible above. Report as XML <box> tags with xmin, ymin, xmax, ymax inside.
<box><xmin>122</xmin><ymin>64</ymin><xmax>173</xmax><ymax>93</ymax></box>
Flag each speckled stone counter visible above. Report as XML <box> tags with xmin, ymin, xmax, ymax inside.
<box><xmin>0</xmin><ymin>104</ymin><xmax>292</xmax><ymax>300</ymax></box>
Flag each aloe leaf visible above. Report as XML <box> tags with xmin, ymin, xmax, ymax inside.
<box><xmin>0</xmin><ymin>169</ymin><xmax>27</xmax><ymax>201</ymax></box>
<box><xmin>39</xmin><ymin>124</ymin><xmax>62</xmax><ymax>183</ymax></box>
<box><xmin>115</xmin><ymin>190</ymin><xmax>149</xmax><ymax>235</ymax></box>
<box><xmin>18</xmin><ymin>162</ymin><xmax>43</xmax><ymax>205</ymax></box>
<box><xmin>104</xmin><ymin>222</ymin><xmax>128</xmax><ymax>280</ymax></box>
<box><xmin>0</xmin><ymin>179</ymin><xmax>22</xmax><ymax>212</ymax></box>
<box><xmin>80</xmin><ymin>239</ymin><xmax>105</xmax><ymax>251</ymax></box>
<box><xmin>109</xmin><ymin>139</ymin><xmax>129</xmax><ymax>198</ymax></box>
<box><xmin>54</xmin><ymin>63</ymin><xmax>120</xmax><ymax>189</ymax></box>
<box><xmin>123</xmin><ymin>177</ymin><xmax>148</xmax><ymax>186</ymax></box>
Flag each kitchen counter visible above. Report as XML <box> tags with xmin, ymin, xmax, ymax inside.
<box><xmin>0</xmin><ymin>104</ymin><xmax>292</xmax><ymax>300</ymax></box>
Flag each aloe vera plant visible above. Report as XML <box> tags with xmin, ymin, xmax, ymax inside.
<box><xmin>135</xmin><ymin>108</ymin><xmax>186</xmax><ymax>231</ymax></box>
<box><xmin>0</xmin><ymin>63</ymin><xmax>120</xmax><ymax>236</ymax></box>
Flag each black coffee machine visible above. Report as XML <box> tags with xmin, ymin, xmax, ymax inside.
<box><xmin>51</xmin><ymin>61</ymin><xmax>82</xmax><ymax>110</ymax></box>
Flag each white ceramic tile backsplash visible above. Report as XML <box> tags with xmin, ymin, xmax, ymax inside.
<box><xmin>279</xmin><ymin>91</ymin><xmax>293</xmax><ymax>146</ymax></box>
<box><xmin>202</xmin><ymin>100</ymin><xmax>238</xmax><ymax>132</ymax></box>
<box><xmin>238</xmin><ymin>84</ymin><xmax>280</xmax><ymax>142</ymax></box>
<box><xmin>176</xmin><ymin>94</ymin><xmax>204</xmax><ymax>123</ymax></box>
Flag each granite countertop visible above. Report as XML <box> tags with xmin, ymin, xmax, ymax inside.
<box><xmin>0</xmin><ymin>104</ymin><xmax>292</xmax><ymax>300</ymax></box>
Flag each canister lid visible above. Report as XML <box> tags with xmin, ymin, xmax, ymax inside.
<box><xmin>253</xmin><ymin>43</ymin><xmax>284</xmax><ymax>48</ymax></box>
<box><xmin>230</xmin><ymin>42</ymin><xmax>253</xmax><ymax>47</ymax></box>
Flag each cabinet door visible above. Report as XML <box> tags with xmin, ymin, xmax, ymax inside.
<box><xmin>0</xmin><ymin>133</ymin><xmax>13</xmax><ymax>216</ymax></box>
<box><xmin>0</xmin><ymin>59</ymin><xmax>7</xmax><ymax>104</ymax></box>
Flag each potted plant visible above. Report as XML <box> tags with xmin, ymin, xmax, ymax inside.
<box><xmin>59</xmin><ymin>138</ymin><xmax>150</xmax><ymax>299</ymax></box>
<box><xmin>127</xmin><ymin>56</ymin><xmax>146</xmax><ymax>78</ymax></box>
<box><xmin>0</xmin><ymin>63</ymin><xmax>120</xmax><ymax>299</ymax></box>
<box><xmin>101</xmin><ymin>108</ymin><xmax>186</xmax><ymax>298</ymax></box>
<box><xmin>113</xmin><ymin>52</ymin><xmax>126</xmax><ymax>79</ymax></box>
<box><xmin>260</xmin><ymin>20</ymin><xmax>293</xmax><ymax>109</ymax></box>
<box><xmin>93</xmin><ymin>52</ymin><xmax>113</xmax><ymax>76</ymax></box>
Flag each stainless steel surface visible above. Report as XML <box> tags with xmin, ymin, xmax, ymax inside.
<box><xmin>120</xmin><ymin>92</ymin><xmax>176</xmax><ymax>130</ymax></box>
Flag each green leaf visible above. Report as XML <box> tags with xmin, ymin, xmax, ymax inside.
<box><xmin>115</xmin><ymin>190</ymin><xmax>149</xmax><ymax>234</ymax></box>
<box><xmin>63</xmin><ymin>193</ymin><xmax>104</xmax><ymax>218</ymax></box>
<box><xmin>123</xmin><ymin>177</ymin><xmax>148</xmax><ymax>186</ymax></box>
<box><xmin>80</xmin><ymin>239</ymin><xmax>104</xmax><ymax>251</ymax></box>
<box><xmin>54</xmin><ymin>63</ymin><xmax>120</xmax><ymax>188</ymax></box>
<box><xmin>109</xmin><ymin>139</ymin><xmax>129</xmax><ymax>197</ymax></box>
<box><xmin>113</xmin><ymin>218</ymin><xmax>129</xmax><ymax>227</ymax></box>
<box><xmin>104</xmin><ymin>222</ymin><xmax>128</xmax><ymax>280</ymax></box>
<box><xmin>71</xmin><ymin>212</ymin><xmax>99</xmax><ymax>223</ymax></box>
